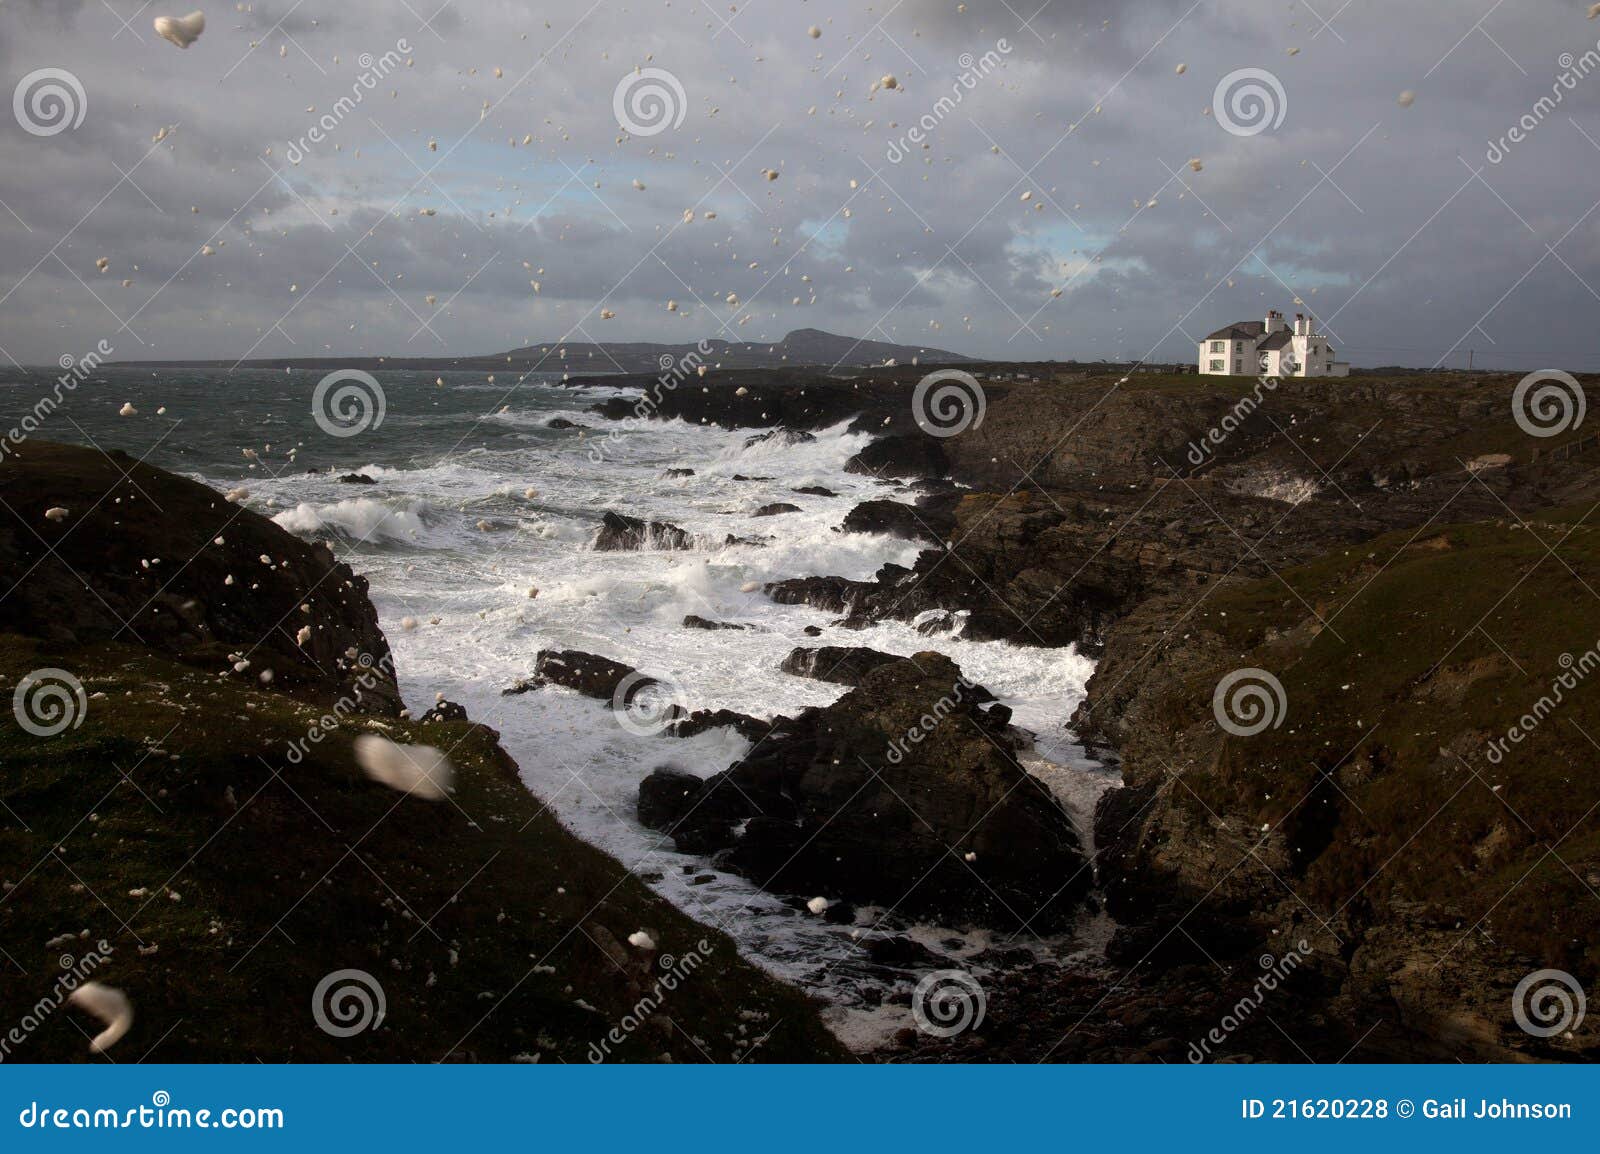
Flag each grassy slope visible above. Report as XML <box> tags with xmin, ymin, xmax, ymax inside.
<box><xmin>1148</xmin><ymin>507</ymin><xmax>1600</xmax><ymax>980</ymax></box>
<box><xmin>0</xmin><ymin>635</ymin><xmax>844</xmax><ymax>1063</ymax></box>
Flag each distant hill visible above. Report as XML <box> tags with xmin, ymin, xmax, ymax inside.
<box><xmin>112</xmin><ymin>328</ymin><xmax>974</xmax><ymax>374</ymax></box>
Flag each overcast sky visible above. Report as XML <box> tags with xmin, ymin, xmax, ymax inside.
<box><xmin>1</xmin><ymin>0</ymin><xmax>1599</xmax><ymax>371</ymax></box>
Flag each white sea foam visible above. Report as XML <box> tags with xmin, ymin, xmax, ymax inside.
<box><xmin>239</xmin><ymin>384</ymin><xmax>1111</xmax><ymax>1045</ymax></box>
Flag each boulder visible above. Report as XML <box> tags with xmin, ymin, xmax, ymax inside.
<box><xmin>844</xmin><ymin>434</ymin><xmax>948</xmax><ymax>480</ymax></box>
<box><xmin>683</xmin><ymin>615</ymin><xmax>745</xmax><ymax>631</ymax></box>
<box><xmin>420</xmin><ymin>699</ymin><xmax>469</xmax><ymax>724</ymax></box>
<box><xmin>533</xmin><ymin>649</ymin><xmax>650</xmax><ymax>703</ymax></box>
<box><xmin>780</xmin><ymin>645</ymin><xmax>901</xmax><ymax>686</ymax></box>
<box><xmin>744</xmin><ymin>429</ymin><xmax>817</xmax><ymax>448</ymax></box>
<box><xmin>638</xmin><ymin>653</ymin><xmax>1087</xmax><ymax>930</ymax></box>
<box><xmin>593</xmin><ymin>510</ymin><xmax>693</xmax><ymax>551</ymax></box>
<box><xmin>841</xmin><ymin>499</ymin><xmax>940</xmax><ymax>543</ymax></box>
<box><xmin>753</xmin><ymin>502</ymin><xmax>801</xmax><ymax>517</ymax></box>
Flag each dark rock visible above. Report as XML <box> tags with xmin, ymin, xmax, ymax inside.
<box><xmin>665</xmin><ymin>467</ymin><xmax>696</xmax><ymax>478</ymax></box>
<box><xmin>338</xmin><ymin>473</ymin><xmax>376</xmax><ymax>484</ymax></box>
<box><xmin>593</xmin><ymin>510</ymin><xmax>693</xmax><ymax>551</ymax></box>
<box><xmin>916</xmin><ymin>612</ymin><xmax>957</xmax><ymax>636</ymax></box>
<box><xmin>863</xmin><ymin>935</ymin><xmax>944</xmax><ymax>969</ymax></box>
<box><xmin>638</xmin><ymin>652</ymin><xmax>1086</xmax><ymax>930</ymax></box>
<box><xmin>683</xmin><ymin>615</ymin><xmax>745</xmax><ymax>631</ymax></box>
<box><xmin>730</xmin><ymin>474</ymin><xmax>774</xmax><ymax>482</ymax></box>
<box><xmin>844</xmin><ymin>435</ymin><xmax>949</xmax><ymax>480</ymax></box>
<box><xmin>792</xmin><ymin>486</ymin><xmax>837</xmax><ymax>497</ymax></box>
<box><xmin>780</xmin><ymin>645</ymin><xmax>902</xmax><ymax>686</ymax></box>
<box><xmin>420</xmin><ymin>699</ymin><xmax>469</xmax><ymax>724</ymax></box>
<box><xmin>547</xmin><ymin>418</ymin><xmax>586</xmax><ymax>430</ymax></box>
<box><xmin>0</xmin><ymin>443</ymin><xmax>401</xmax><ymax>715</ymax></box>
<box><xmin>665</xmin><ymin>708</ymin><xmax>780</xmax><ymax>744</ymax></box>
<box><xmin>744</xmin><ymin>429</ymin><xmax>817</xmax><ymax>448</ymax></box>
<box><xmin>841</xmin><ymin>499</ymin><xmax>941</xmax><ymax>543</ymax></box>
<box><xmin>534</xmin><ymin>649</ymin><xmax>651</xmax><ymax>703</ymax></box>
<box><xmin>753</xmin><ymin>502</ymin><xmax>801</xmax><ymax>517</ymax></box>
<box><xmin>802</xmin><ymin>625</ymin><xmax>823</xmax><ymax>637</ymax></box>
<box><xmin>637</xmin><ymin>767</ymin><xmax>750</xmax><ymax>854</ymax></box>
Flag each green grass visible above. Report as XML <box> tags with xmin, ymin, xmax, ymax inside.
<box><xmin>1148</xmin><ymin>509</ymin><xmax>1600</xmax><ymax>978</ymax></box>
<box><xmin>0</xmin><ymin>635</ymin><xmax>844</xmax><ymax>1063</ymax></box>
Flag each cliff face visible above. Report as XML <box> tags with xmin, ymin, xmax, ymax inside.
<box><xmin>592</xmin><ymin>365</ymin><xmax>1600</xmax><ymax>1061</ymax></box>
<box><xmin>0</xmin><ymin>442</ymin><xmax>401</xmax><ymax>716</ymax></box>
<box><xmin>0</xmin><ymin>444</ymin><xmax>843</xmax><ymax>1063</ymax></box>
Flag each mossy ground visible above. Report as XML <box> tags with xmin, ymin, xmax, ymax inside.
<box><xmin>0</xmin><ymin>635</ymin><xmax>844</xmax><ymax>1063</ymax></box>
<box><xmin>1154</xmin><ymin>508</ymin><xmax>1600</xmax><ymax>981</ymax></box>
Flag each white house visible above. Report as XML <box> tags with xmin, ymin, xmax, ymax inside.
<box><xmin>1198</xmin><ymin>311</ymin><xmax>1350</xmax><ymax>377</ymax></box>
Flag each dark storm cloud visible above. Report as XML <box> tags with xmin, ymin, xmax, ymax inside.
<box><xmin>0</xmin><ymin>1</ymin><xmax>1598</xmax><ymax>369</ymax></box>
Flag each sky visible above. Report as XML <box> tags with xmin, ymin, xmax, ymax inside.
<box><xmin>1</xmin><ymin>0</ymin><xmax>1599</xmax><ymax>371</ymax></box>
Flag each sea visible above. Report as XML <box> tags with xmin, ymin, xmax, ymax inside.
<box><xmin>1</xmin><ymin>363</ymin><xmax>1118</xmax><ymax>1046</ymax></box>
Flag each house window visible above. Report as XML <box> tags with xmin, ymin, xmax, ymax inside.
<box><xmin>1234</xmin><ymin>360</ymin><xmax>1242</xmax><ymax>373</ymax></box>
<box><xmin>1210</xmin><ymin>341</ymin><xmax>1225</xmax><ymax>352</ymax></box>
<box><xmin>1208</xmin><ymin>359</ymin><xmax>1224</xmax><ymax>372</ymax></box>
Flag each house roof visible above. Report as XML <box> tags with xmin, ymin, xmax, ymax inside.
<box><xmin>1203</xmin><ymin>321</ymin><xmax>1266</xmax><ymax>341</ymax></box>
<box><xmin>1258</xmin><ymin>330</ymin><xmax>1293</xmax><ymax>351</ymax></box>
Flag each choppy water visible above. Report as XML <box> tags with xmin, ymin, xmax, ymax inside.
<box><xmin>0</xmin><ymin>364</ymin><xmax>1117</xmax><ymax>1043</ymax></box>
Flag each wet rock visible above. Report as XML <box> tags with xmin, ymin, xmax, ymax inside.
<box><xmin>844</xmin><ymin>435</ymin><xmax>949</xmax><ymax>480</ymax></box>
<box><xmin>638</xmin><ymin>653</ymin><xmax>1086</xmax><ymax>930</ymax></box>
<box><xmin>593</xmin><ymin>510</ymin><xmax>693</xmax><ymax>551</ymax></box>
<box><xmin>665</xmin><ymin>467</ymin><xmax>695</xmax><ymax>478</ymax></box>
<box><xmin>534</xmin><ymin>649</ymin><xmax>653</xmax><ymax>703</ymax></box>
<box><xmin>744</xmin><ymin>429</ymin><xmax>817</xmax><ymax>448</ymax></box>
<box><xmin>665</xmin><ymin>708</ymin><xmax>780</xmax><ymax>743</ymax></box>
<box><xmin>683</xmin><ymin>615</ymin><xmax>745</xmax><ymax>631</ymax></box>
<box><xmin>792</xmin><ymin>486</ymin><xmax>837</xmax><ymax>497</ymax></box>
<box><xmin>420</xmin><ymin>700</ymin><xmax>469</xmax><ymax>724</ymax></box>
<box><xmin>753</xmin><ymin>502</ymin><xmax>801</xmax><ymax>517</ymax></box>
<box><xmin>841</xmin><ymin>499</ymin><xmax>941</xmax><ymax>543</ymax></box>
<box><xmin>338</xmin><ymin>473</ymin><xmax>376</xmax><ymax>484</ymax></box>
<box><xmin>779</xmin><ymin>645</ymin><xmax>901</xmax><ymax>686</ymax></box>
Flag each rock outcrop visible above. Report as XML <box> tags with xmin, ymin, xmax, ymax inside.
<box><xmin>0</xmin><ymin>442</ymin><xmax>400</xmax><ymax>714</ymax></box>
<box><xmin>639</xmin><ymin>653</ymin><xmax>1088</xmax><ymax>930</ymax></box>
<box><xmin>593</xmin><ymin>510</ymin><xmax>693</xmax><ymax>551</ymax></box>
<box><xmin>779</xmin><ymin>644</ymin><xmax>901</xmax><ymax>686</ymax></box>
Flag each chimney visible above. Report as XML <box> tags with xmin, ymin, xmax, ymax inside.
<box><xmin>1295</xmin><ymin>312</ymin><xmax>1307</xmax><ymax>336</ymax></box>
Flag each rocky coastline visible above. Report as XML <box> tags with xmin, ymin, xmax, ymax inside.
<box><xmin>570</xmin><ymin>362</ymin><xmax>1600</xmax><ymax>1062</ymax></box>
